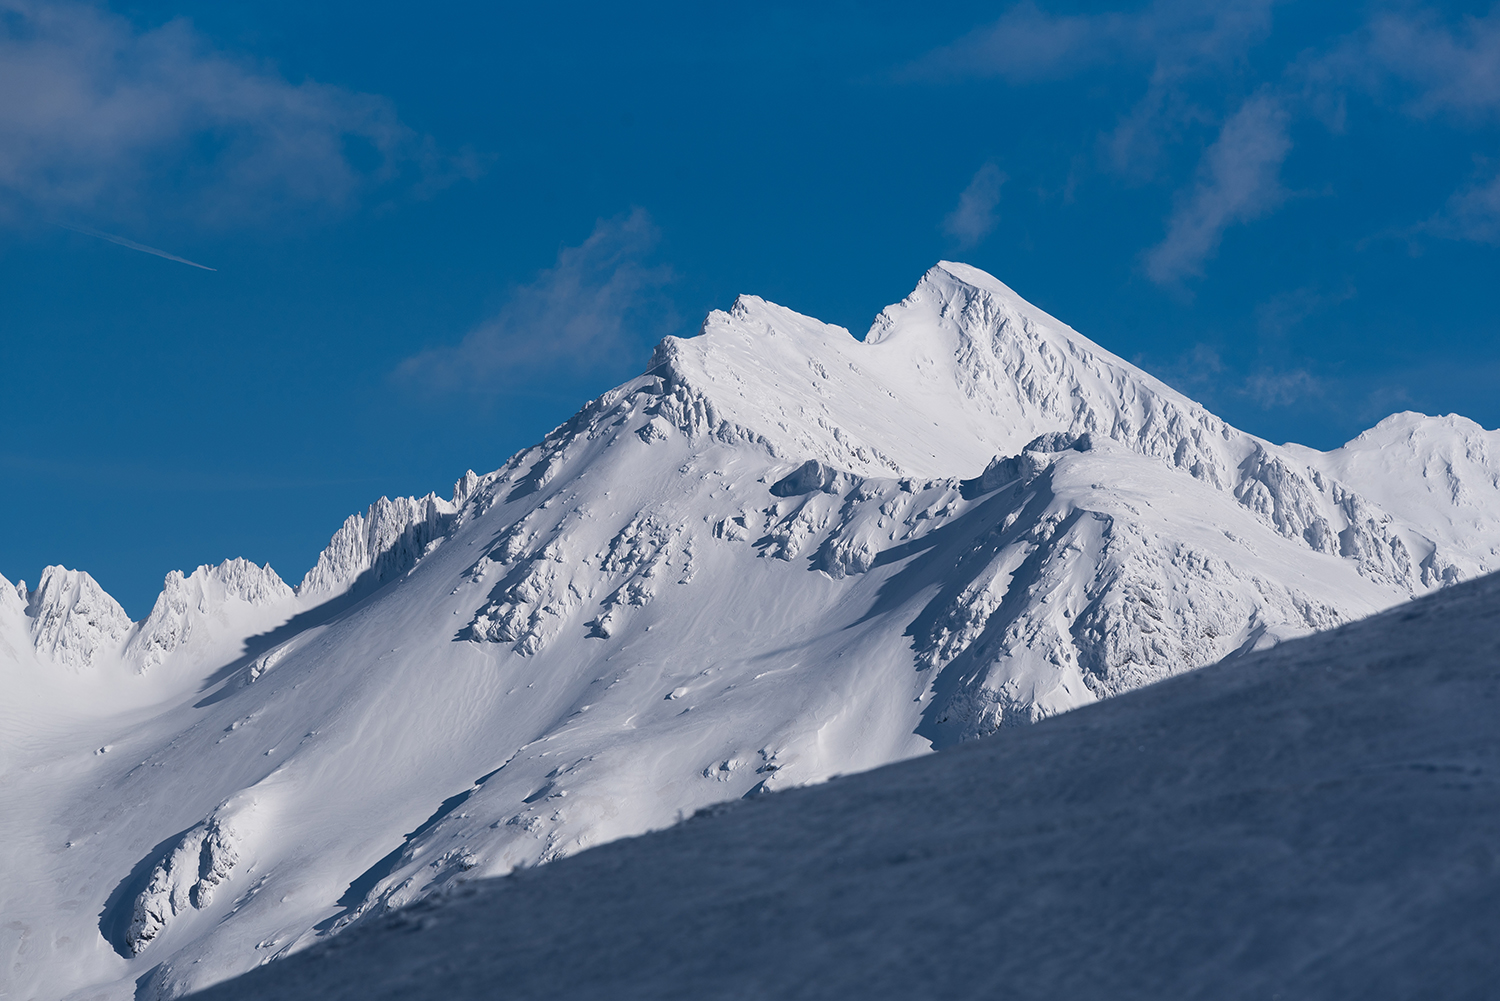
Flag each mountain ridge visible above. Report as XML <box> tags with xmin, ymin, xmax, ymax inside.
<box><xmin>3</xmin><ymin>262</ymin><xmax>1499</xmax><ymax>1000</ymax></box>
<box><xmin>8</xmin><ymin>261</ymin><xmax>1496</xmax><ymax>672</ymax></box>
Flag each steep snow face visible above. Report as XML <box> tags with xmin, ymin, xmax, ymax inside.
<box><xmin>653</xmin><ymin>262</ymin><xmax>1244</xmax><ymax>484</ymax></box>
<box><xmin>3</xmin><ymin>262</ymin><xmax>1499</xmax><ymax>1001</ymax></box>
<box><xmin>655</xmin><ymin>264</ymin><xmax>1464</xmax><ymax>597</ymax></box>
<box><xmin>0</xmin><ymin>571</ymin><xmax>37</xmax><ymax>679</ymax></box>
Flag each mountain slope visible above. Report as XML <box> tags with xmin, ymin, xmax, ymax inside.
<box><xmin>190</xmin><ymin>564</ymin><xmax>1500</xmax><ymax>1001</ymax></box>
<box><xmin>3</xmin><ymin>262</ymin><xmax>1498</xmax><ymax>1000</ymax></box>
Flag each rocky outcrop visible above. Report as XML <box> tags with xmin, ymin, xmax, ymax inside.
<box><xmin>127</xmin><ymin>815</ymin><xmax>241</xmax><ymax>955</ymax></box>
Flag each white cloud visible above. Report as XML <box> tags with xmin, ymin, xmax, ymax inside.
<box><xmin>1244</xmin><ymin>367</ymin><xmax>1320</xmax><ymax>407</ymax></box>
<box><xmin>1296</xmin><ymin>8</ymin><xmax>1500</xmax><ymax>247</ymax></box>
<box><xmin>908</xmin><ymin>2</ymin><xmax>1127</xmax><ymax>82</ymax></box>
<box><xmin>1297</xmin><ymin>8</ymin><xmax>1500</xmax><ymax>248</ymax></box>
<box><xmin>1153</xmin><ymin>343</ymin><xmax>1321</xmax><ymax>411</ymax></box>
<box><xmin>917</xmin><ymin>3</ymin><xmax>1500</xmax><ymax>278</ymax></box>
<box><xmin>1254</xmin><ymin>282</ymin><xmax>1356</xmax><ymax>337</ymax></box>
<box><xmin>1333</xmin><ymin>8</ymin><xmax>1500</xmax><ymax>121</ymax></box>
<box><xmin>0</xmin><ymin>0</ymin><xmax>477</xmax><ymax>225</ymax></box>
<box><xmin>914</xmin><ymin>0</ymin><xmax>1278</xmax><ymax>178</ymax></box>
<box><xmin>394</xmin><ymin>209</ymin><xmax>677</xmax><ymax>392</ymax></box>
<box><xmin>942</xmin><ymin>163</ymin><xmax>1006</xmax><ymax>248</ymax></box>
<box><xmin>1427</xmin><ymin>168</ymin><xmax>1500</xmax><ymax>244</ymax></box>
<box><xmin>1144</xmin><ymin>94</ymin><xmax>1290</xmax><ymax>283</ymax></box>
<box><xmin>912</xmin><ymin>0</ymin><xmax>1275</xmax><ymax>82</ymax></box>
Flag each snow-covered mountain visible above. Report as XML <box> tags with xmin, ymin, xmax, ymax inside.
<box><xmin>189</xmin><ymin>554</ymin><xmax>1500</xmax><ymax>1001</ymax></box>
<box><xmin>3</xmin><ymin>262</ymin><xmax>1498</xmax><ymax>1000</ymax></box>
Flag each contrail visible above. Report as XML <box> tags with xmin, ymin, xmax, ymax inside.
<box><xmin>55</xmin><ymin>223</ymin><xmax>217</xmax><ymax>271</ymax></box>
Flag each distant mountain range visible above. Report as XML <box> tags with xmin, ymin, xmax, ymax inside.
<box><xmin>4</xmin><ymin>262</ymin><xmax>1498</xmax><ymax>1000</ymax></box>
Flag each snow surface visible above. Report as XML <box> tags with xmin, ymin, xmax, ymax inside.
<box><xmin>189</xmin><ymin>565</ymin><xmax>1500</xmax><ymax>1001</ymax></box>
<box><xmin>3</xmin><ymin>262</ymin><xmax>1499</xmax><ymax>999</ymax></box>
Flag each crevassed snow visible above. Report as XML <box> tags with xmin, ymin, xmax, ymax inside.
<box><xmin>3</xmin><ymin>262</ymin><xmax>1499</xmax><ymax>1001</ymax></box>
<box><xmin>188</xmin><ymin>564</ymin><xmax>1500</xmax><ymax>1001</ymax></box>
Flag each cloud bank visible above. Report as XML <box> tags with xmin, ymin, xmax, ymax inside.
<box><xmin>0</xmin><ymin>0</ymin><xmax>478</xmax><ymax>225</ymax></box>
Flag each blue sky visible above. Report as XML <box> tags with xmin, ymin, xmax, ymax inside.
<box><xmin>3</xmin><ymin>0</ymin><xmax>1499</xmax><ymax>616</ymax></box>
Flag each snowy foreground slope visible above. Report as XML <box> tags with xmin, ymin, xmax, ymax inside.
<box><xmin>192</xmin><ymin>566</ymin><xmax>1500</xmax><ymax>1001</ymax></box>
<box><xmin>3</xmin><ymin>263</ymin><xmax>1500</xmax><ymax>999</ymax></box>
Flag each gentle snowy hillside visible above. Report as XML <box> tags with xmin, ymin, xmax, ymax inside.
<box><xmin>190</xmin><ymin>565</ymin><xmax>1500</xmax><ymax>1001</ymax></box>
<box><xmin>3</xmin><ymin>263</ymin><xmax>1498</xmax><ymax>1000</ymax></box>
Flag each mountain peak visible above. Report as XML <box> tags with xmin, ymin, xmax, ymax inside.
<box><xmin>23</xmin><ymin>565</ymin><xmax>132</xmax><ymax>669</ymax></box>
<box><xmin>647</xmin><ymin>262</ymin><xmax>1236</xmax><ymax>482</ymax></box>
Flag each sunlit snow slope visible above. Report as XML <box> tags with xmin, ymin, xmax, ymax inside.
<box><xmin>4</xmin><ymin>263</ymin><xmax>1499</xmax><ymax>1000</ymax></box>
<box><xmin>191</xmin><ymin>565</ymin><xmax>1500</xmax><ymax>1001</ymax></box>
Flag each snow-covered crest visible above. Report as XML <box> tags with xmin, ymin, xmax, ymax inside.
<box><xmin>131</xmin><ymin>560</ymin><xmax>295</xmax><ymax>671</ymax></box>
<box><xmin>652</xmin><ymin>261</ymin><xmax>1243</xmax><ymax>484</ymax></box>
<box><xmin>21</xmin><ymin>565</ymin><xmax>132</xmax><ymax>669</ymax></box>
<box><xmin>298</xmin><ymin>493</ymin><xmax>458</xmax><ymax>598</ymax></box>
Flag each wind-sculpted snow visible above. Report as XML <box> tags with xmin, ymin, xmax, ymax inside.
<box><xmin>652</xmin><ymin>264</ymin><xmax>1246</xmax><ymax>487</ymax></box>
<box><xmin>657</xmin><ymin>265</ymin><xmax>1469</xmax><ymax>592</ymax></box>
<box><xmin>871</xmin><ymin>264</ymin><xmax>1245</xmax><ymax>489</ymax></box>
<box><xmin>4</xmin><ymin>262</ymin><xmax>1500</xmax><ymax>1001</ymax></box>
<box><xmin>7</xmin><ymin>496</ymin><xmax>454</xmax><ymax>675</ymax></box>
<box><xmin>819</xmin><ymin>440</ymin><xmax>1361</xmax><ymax>739</ymax></box>
<box><xmin>298</xmin><ymin>493</ymin><xmax>458</xmax><ymax>598</ymax></box>
<box><xmin>1311</xmin><ymin>411</ymin><xmax>1500</xmax><ymax>581</ymax></box>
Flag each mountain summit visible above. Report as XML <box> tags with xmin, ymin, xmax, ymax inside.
<box><xmin>653</xmin><ymin>261</ymin><xmax>1236</xmax><ymax>480</ymax></box>
<box><xmin>3</xmin><ymin>264</ymin><xmax>1498</xmax><ymax>1000</ymax></box>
